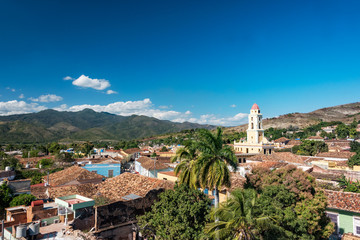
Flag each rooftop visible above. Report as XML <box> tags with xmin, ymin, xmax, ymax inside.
<box><xmin>47</xmin><ymin>166</ymin><xmax>104</xmax><ymax>187</ymax></box>
<box><xmin>315</xmin><ymin>151</ymin><xmax>356</xmax><ymax>159</ymax></box>
<box><xmin>96</xmin><ymin>172</ymin><xmax>174</xmax><ymax>202</ymax></box>
<box><xmin>325</xmin><ymin>190</ymin><xmax>360</xmax><ymax>213</ymax></box>
<box><xmin>251</xmin><ymin>103</ymin><xmax>260</xmax><ymax>110</ymax></box>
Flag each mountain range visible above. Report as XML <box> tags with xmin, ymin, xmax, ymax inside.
<box><xmin>0</xmin><ymin>109</ymin><xmax>214</xmax><ymax>143</ymax></box>
<box><xmin>226</xmin><ymin>102</ymin><xmax>360</xmax><ymax>133</ymax></box>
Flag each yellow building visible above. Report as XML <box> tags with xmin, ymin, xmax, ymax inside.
<box><xmin>234</xmin><ymin>103</ymin><xmax>274</xmax><ymax>156</ymax></box>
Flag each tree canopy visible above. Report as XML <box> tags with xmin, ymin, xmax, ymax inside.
<box><xmin>137</xmin><ymin>184</ymin><xmax>210</xmax><ymax>240</ymax></box>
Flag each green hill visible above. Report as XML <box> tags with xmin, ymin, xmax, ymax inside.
<box><xmin>0</xmin><ymin>109</ymin><xmax>214</xmax><ymax>143</ymax></box>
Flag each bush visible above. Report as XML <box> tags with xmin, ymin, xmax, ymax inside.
<box><xmin>36</xmin><ymin>158</ymin><xmax>53</xmax><ymax>169</ymax></box>
<box><xmin>9</xmin><ymin>194</ymin><xmax>36</xmax><ymax>207</ymax></box>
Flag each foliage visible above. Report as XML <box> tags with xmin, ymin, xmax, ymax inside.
<box><xmin>55</xmin><ymin>152</ymin><xmax>74</xmax><ymax>163</ymax></box>
<box><xmin>0</xmin><ymin>183</ymin><xmax>12</xmax><ymax>216</ymax></box>
<box><xmin>195</xmin><ymin>127</ymin><xmax>238</xmax><ymax>208</ymax></box>
<box><xmin>348</xmin><ymin>153</ymin><xmax>360</xmax><ymax>168</ymax></box>
<box><xmin>94</xmin><ymin>196</ymin><xmax>111</xmax><ymax>206</ymax></box>
<box><xmin>9</xmin><ymin>194</ymin><xmax>36</xmax><ymax>207</ymax></box>
<box><xmin>350</xmin><ymin>141</ymin><xmax>360</xmax><ymax>153</ymax></box>
<box><xmin>205</xmin><ymin>188</ymin><xmax>281</xmax><ymax>240</ymax></box>
<box><xmin>265</xmin><ymin>128</ymin><xmax>287</xmax><ymax>141</ymax></box>
<box><xmin>160</xmin><ymin>146</ymin><xmax>168</xmax><ymax>152</ymax></box>
<box><xmin>151</xmin><ymin>152</ymin><xmax>157</xmax><ymax>157</ymax></box>
<box><xmin>296</xmin><ymin>140</ymin><xmax>328</xmax><ymax>156</ymax></box>
<box><xmin>338</xmin><ymin>175</ymin><xmax>360</xmax><ymax>193</ymax></box>
<box><xmin>246</xmin><ymin>165</ymin><xmax>334</xmax><ymax>239</ymax></box>
<box><xmin>171</xmin><ymin>140</ymin><xmax>198</xmax><ymax>188</ymax></box>
<box><xmin>22</xmin><ymin>149</ymin><xmax>40</xmax><ymax>158</ymax></box>
<box><xmin>137</xmin><ymin>184</ymin><xmax>211</xmax><ymax>240</ymax></box>
<box><xmin>36</xmin><ymin>158</ymin><xmax>54</xmax><ymax>169</ymax></box>
<box><xmin>335</xmin><ymin>123</ymin><xmax>350</xmax><ymax>139</ymax></box>
<box><xmin>0</xmin><ymin>154</ymin><xmax>22</xmax><ymax>170</ymax></box>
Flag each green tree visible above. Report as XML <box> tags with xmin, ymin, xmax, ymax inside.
<box><xmin>48</xmin><ymin>142</ymin><xmax>61</xmax><ymax>154</ymax></box>
<box><xmin>9</xmin><ymin>194</ymin><xmax>36</xmax><ymax>207</ymax></box>
<box><xmin>171</xmin><ymin>141</ymin><xmax>198</xmax><ymax>188</ymax></box>
<box><xmin>205</xmin><ymin>189</ymin><xmax>280</xmax><ymax>240</ymax></box>
<box><xmin>297</xmin><ymin>140</ymin><xmax>328</xmax><ymax>156</ymax></box>
<box><xmin>36</xmin><ymin>158</ymin><xmax>53</xmax><ymax>169</ymax></box>
<box><xmin>0</xmin><ymin>183</ymin><xmax>12</xmax><ymax>216</ymax></box>
<box><xmin>247</xmin><ymin>166</ymin><xmax>334</xmax><ymax>239</ymax></box>
<box><xmin>348</xmin><ymin>153</ymin><xmax>360</xmax><ymax>168</ymax></box>
<box><xmin>160</xmin><ymin>146</ymin><xmax>168</xmax><ymax>152</ymax></box>
<box><xmin>350</xmin><ymin>141</ymin><xmax>360</xmax><ymax>153</ymax></box>
<box><xmin>137</xmin><ymin>184</ymin><xmax>210</xmax><ymax>240</ymax></box>
<box><xmin>335</xmin><ymin>123</ymin><xmax>350</xmax><ymax>139</ymax></box>
<box><xmin>195</xmin><ymin>127</ymin><xmax>237</xmax><ymax>208</ymax></box>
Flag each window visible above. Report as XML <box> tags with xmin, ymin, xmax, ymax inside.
<box><xmin>326</xmin><ymin>212</ymin><xmax>339</xmax><ymax>234</ymax></box>
<box><xmin>108</xmin><ymin>170</ymin><xmax>114</xmax><ymax>177</ymax></box>
<box><xmin>204</xmin><ymin>188</ymin><xmax>209</xmax><ymax>195</ymax></box>
<box><xmin>354</xmin><ymin>216</ymin><xmax>360</xmax><ymax>236</ymax></box>
<box><xmin>251</xmin><ymin>123</ymin><xmax>254</xmax><ymax>129</ymax></box>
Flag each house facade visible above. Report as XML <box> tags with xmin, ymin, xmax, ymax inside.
<box><xmin>325</xmin><ymin>190</ymin><xmax>360</xmax><ymax>239</ymax></box>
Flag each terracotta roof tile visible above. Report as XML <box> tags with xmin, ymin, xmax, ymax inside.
<box><xmin>124</xmin><ymin>148</ymin><xmax>141</xmax><ymax>154</ymax></box>
<box><xmin>316</xmin><ymin>152</ymin><xmax>355</xmax><ymax>159</ymax></box>
<box><xmin>47</xmin><ymin>166</ymin><xmax>104</xmax><ymax>187</ymax></box>
<box><xmin>96</xmin><ymin>172</ymin><xmax>174</xmax><ymax>201</ymax></box>
<box><xmin>325</xmin><ymin>190</ymin><xmax>360</xmax><ymax>213</ymax></box>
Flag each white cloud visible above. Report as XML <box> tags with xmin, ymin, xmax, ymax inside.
<box><xmin>230</xmin><ymin>104</ymin><xmax>236</xmax><ymax>108</ymax></box>
<box><xmin>19</xmin><ymin>94</ymin><xmax>25</xmax><ymax>99</ymax></box>
<box><xmin>106</xmin><ymin>90</ymin><xmax>117</xmax><ymax>95</ymax></box>
<box><xmin>72</xmin><ymin>75</ymin><xmax>110</xmax><ymax>90</ymax></box>
<box><xmin>0</xmin><ymin>100</ymin><xmax>46</xmax><ymax>116</ymax></box>
<box><xmin>0</xmin><ymin>97</ymin><xmax>248</xmax><ymax>126</ymax></box>
<box><xmin>6</xmin><ymin>87</ymin><xmax>15</xmax><ymax>92</ymax></box>
<box><xmin>56</xmin><ymin>98</ymin><xmax>247</xmax><ymax>126</ymax></box>
<box><xmin>30</xmin><ymin>94</ymin><xmax>63</xmax><ymax>103</ymax></box>
<box><xmin>194</xmin><ymin>112</ymin><xmax>248</xmax><ymax>126</ymax></box>
<box><xmin>63</xmin><ymin>76</ymin><xmax>73</xmax><ymax>80</ymax></box>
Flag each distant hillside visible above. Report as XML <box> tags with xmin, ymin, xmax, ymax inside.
<box><xmin>0</xmin><ymin>109</ymin><xmax>214</xmax><ymax>143</ymax></box>
<box><xmin>226</xmin><ymin>102</ymin><xmax>360</xmax><ymax>133</ymax></box>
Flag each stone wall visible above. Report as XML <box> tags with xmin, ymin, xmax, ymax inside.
<box><xmin>95</xmin><ymin>188</ymin><xmax>164</xmax><ymax>230</ymax></box>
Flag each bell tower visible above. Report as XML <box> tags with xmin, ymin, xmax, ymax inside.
<box><xmin>247</xmin><ymin>103</ymin><xmax>264</xmax><ymax>144</ymax></box>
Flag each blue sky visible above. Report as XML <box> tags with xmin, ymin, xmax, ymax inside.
<box><xmin>0</xmin><ymin>0</ymin><xmax>359</xmax><ymax>126</ymax></box>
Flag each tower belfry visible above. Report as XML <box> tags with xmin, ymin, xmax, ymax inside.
<box><xmin>247</xmin><ymin>103</ymin><xmax>264</xmax><ymax>144</ymax></box>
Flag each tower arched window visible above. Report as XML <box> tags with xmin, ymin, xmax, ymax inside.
<box><xmin>259</xmin><ymin>123</ymin><xmax>261</xmax><ymax>129</ymax></box>
<box><xmin>251</xmin><ymin>123</ymin><xmax>254</xmax><ymax>129</ymax></box>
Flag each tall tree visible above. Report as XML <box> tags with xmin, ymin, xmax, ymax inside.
<box><xmin>195</xmin><ymin>127</ymin><xmax>237</xmax><ymax>208</ymax></box>
<box><xmin>205</xmin><ymin>189</ymin><xmax>279</xmax><ymax>240</ymax></box>
<box><xmin>137</xmin><ymin>184</ymin><xmax>210</xmax><ymax>240</ymax></box>
<box><xmin>171</xmin><ymin>140</ymin><xmax>198</xmax><ymax>188</ymax></box>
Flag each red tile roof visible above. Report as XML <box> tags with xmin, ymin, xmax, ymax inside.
<box><xmin>316</xmin><ymin>152</ymin><xmax>355</xmax><ymax>159</ymax></box>
<box><xmin>247</xmin><ymin>152</ymin><xmax>305</xmax><ymax>164</ymax></box>
<box><xmin>124</xmin><ymin>148</ymin><xmax>141</xmax><ymax>154</ymax></box>
<box><xmin>251</xmin><ymin>103</ymin><xmax>260</xmax><ymax>110</ymax></box>
<box><xmin>325</xmin><ymin>190</ymin><xmax>360</xmax><ymax>213</ymax></box>
<box><xmin>274</xmin><ymin>137</ymin><xmax>290</xmax><ymax>143</ymax></box>
<box><xmin>47</xmin><ymin>166</ymin><xmax>104</xmax><ymax>187</ymax></box>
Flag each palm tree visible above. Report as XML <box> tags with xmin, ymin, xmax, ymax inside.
<box><xmin>195</xmin><ymin>127</ymin><xmax>237</xmax><ymax>208</ymax></box>
<box><xmin>171</xmin><ymin>140</ymin><xmax>198</xmax><ymax>188</ymax></box>
<box><xmin>205</xmin><ymin>189</ymin><xmax>278</xmax><ymax>240</ymax></box>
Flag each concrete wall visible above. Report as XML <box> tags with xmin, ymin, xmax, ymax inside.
<box><xmin>82</xmin><ymin>163</ymin><xmax>121</xmax><ymax>177</ymax></box>
<box><xmin>327</xmin><ymin>208</ymin><xmax>360</xmax><ymax>235</ymax></box>
<box><xmin>93</xmin><ymin>189</ymin><xmax>164</xmax><ymax>239</ymax></box>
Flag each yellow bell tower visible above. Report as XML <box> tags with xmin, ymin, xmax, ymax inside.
<box><xmin>247</xmin><ymin>103</ymin><xmax>264</xmax><ymax>144</ymax></box>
